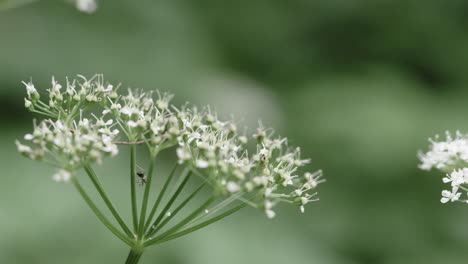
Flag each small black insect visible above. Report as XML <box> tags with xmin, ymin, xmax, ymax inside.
<box><xmin>136</xmin><ymin>171</ymin><xmax>146</xmax><ymax>185</ymax></box>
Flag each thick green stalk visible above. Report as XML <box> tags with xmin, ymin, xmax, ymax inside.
<box><xmin>130</xmin><ymin>145</ymin><xmax>139</xmax><ymax>234</ymax></box>
<box><xmin>137</xmin><ymin>156</ymin><xmax>156</xmax><ymax>238</ymax></box>
<box><xmin>145</xmin><ymin>171</ymin><xmax>192</xmax><ymax>237</ymax></box>
<box><xmin>144</xmin><ymin>196</ymin><xmax>216</xmax><ymax>246</ymax></box>
<box><xmin>71</xmin><ymin>177</ymin><xmax>134</xmax><ymax>247</ymax></box>
<box><xmin>143</xmin><ymin>164</ymin><xmax>178</xmax><ymax>231</ymax></box>
<box><xmin>146</xmin><ymin>202</ymin><xmax>247</xmax><ymax>246</ymax></box>
<box><xmin>124</xmin><ymin>247</ymin><xmax>144</xmax><ymax>264</ymax></box>
<box><xmin>83</xmin><ymin>165</ymin><xmax>133</xmax><ymax>238</ymax></box>
<box><xmin>150</xmin><ymin>182</ymin><xmax>206</xmax><ymax>234</ymax></box>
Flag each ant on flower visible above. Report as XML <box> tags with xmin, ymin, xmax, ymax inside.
<box><xmin>136</xmin><ymin>164</ymin><xmax>146</xmax><ymax>186</ymax></box>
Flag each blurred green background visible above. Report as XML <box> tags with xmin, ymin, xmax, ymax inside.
<box><xmin>2</xmin><ymin>0</ymin><xmax>468</xmax><ymax>263</ymax></box>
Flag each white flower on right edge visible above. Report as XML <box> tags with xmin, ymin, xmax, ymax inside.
<box><xmin>443</xmin><ymin>168</ymin><xmax>468</xmax><ymax>187</ymax></box>
<box><xmin>441</xmin><ymin>187</ymin><xmax>461</xmax><ymax>203</ymax></box>
<box><xmin>418</xmin><ymin>131</ymin><xmax>468</xmax><ymax>171</ymax></box>
<box><xmin>419</xmin><ymin>131</ymin><xmax>468</xmax><ymax>204</ymax></box>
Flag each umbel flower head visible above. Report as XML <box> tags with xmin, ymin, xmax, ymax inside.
<box><xmin>18</xmin><ymin>74</ymin><xmax>323</xmax><ymax>217</ymax></box>
<box><xmin>419</xmin><ymin>131</ymin><xmax>468</xmax><ymax>203</ymax></box>
<box><xmin>17</xmin><ymin>74</ymin><xmax>324</xmax><ymax>262</ymax></box>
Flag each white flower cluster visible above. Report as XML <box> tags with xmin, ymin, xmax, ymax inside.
<box><xmin>419</xmin><ymin>131</ymin><xmax>468</xmax><ymax>203</ymax></box>
<box><xmin>16</xmin><ymin>117</ymin><xmax>119</xmax><ymax>181</ymax></box>
<box><xmin>172</xmin><ymin>109</ymin><xmax>325</xmax><ymax>217</ymax></box>
<box><xmin>19</xmin><ymin>75</ymin><xmax>119</xmax><ymax>182</ymax></box>
<box><xmin>418</xmin><ymin>131</ymin><xmax>468</xmax><ymax>171</ymax></box>
<box><xmin>104</xmin><ymin>89</ymin><xmax>178</xmax><ymax>153</ymax></box>
<box><xmin>440</xmin><ymin>169</ymin><xmax>468</xmax><ymax>203</ymax></box>
<box><xmin>18</xmin><ymin>75</ymin><xmax>324</xmax><ymax>218</ymax></box>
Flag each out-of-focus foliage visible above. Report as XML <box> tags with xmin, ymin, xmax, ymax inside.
<box><xmin>2</xmin><ymin>1</ymin><xmax>468</xmax><ymax>264</ymax></box>
<box><xmin>0</xmin><ymin>0</ymin><xmax>37</xmax><ymax>10</ymax></box>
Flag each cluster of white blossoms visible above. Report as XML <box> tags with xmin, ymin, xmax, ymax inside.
<box><xmin>18</xmin><ymin>75</ymin><xmax>119</xmax><ymax>181</ymax></box>
<box><xmin>418</xmin><ymin>131</ymin><xmax>468</xmax><ymax>171</ymax></box>
<box><xmin>419</xmin><ymin>131</ymin><xmax>468</xmax><ymax>203</ymax></box>
<box><xmin>172</xmin><ymin>109</ymin><xmax>325</xmax><ymax>217</ymax></box>
<box><xmin>17</xmin><ymin>75</ymin><xmax>324</xmax><ymax>218</ymax></box>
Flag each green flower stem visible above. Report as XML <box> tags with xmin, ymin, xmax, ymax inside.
<box><xmin>83</xmin><ymin>165</ymin><xmax>134</xmax><ymax>238</ymax></box>
<box><xmin>71</xmin><ymin>176</ymin><xmax>134</xmax><ymax>247</ymax></box>
<box><xmin>144</xmin><ymin>196</ymin><xmax>216</xmax><ymax>246</ymax></box>
<box><xmin>31</xmin><ymin>110</ymin><xmax>56</xmax><ymax>118</ymax></box>
<box><xmin>130</xmin><ymin>145</ymin><xmax>139</xmax><ymax>234</ymax></box>
<box><xmin>145</xmin><ymin>202</ymin><xmax>247</xmax><ymax>246</ymax></box>
<box><xmin>143</xmin><ymin>164</ymin><xmax>178</xmax><ymax>231</ymax></box>
<box><xmin>137</xmin><ymin>155</ymin><xmax>156</xmax><ymax>238</ymax></box>
<box><xmin>63</xmin><ymin>102</ymin><xmax>82</xmax><ymax>125</ymax></box>
<box><xmin>35</xmin><ymin>102</ymin><xmax>57</xmax><ymax>115</ymax></box>
<box><xmin>124</xmin><ymin>247</ymin><xmax>144</xmax><ymax>264</ymax></box>
<box><xmin>145</xmin><ymin>170</ymin><xmax>192</xmax><ymax>237</ymax></box>
<box><xmin>185</xmin><ymin>193</ymin><xmax>242</xmax><ymax>227</ymax></box>
<box><xmin>150</xmin><ymin>182</ymin><xmax>206</xmax><ymax>235</ymax></box>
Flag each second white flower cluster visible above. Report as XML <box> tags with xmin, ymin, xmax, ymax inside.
<box><xmin>419</xmin><ymin>131</ymin><xmax>468</xmax><ymax>204</ymax></box>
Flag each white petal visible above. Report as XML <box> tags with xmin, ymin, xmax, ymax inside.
<box><xmin>265</xmin><ymin>209</ymin><xmax>276</xmax><ymax>219</ymax></box>
<box><xmin>196</xmin><ymin>160</ymin><xmax>209</xmax><ymax>168</ymax></box>
<box><xmin>441</xmin><ymin>197</ymin><xmax>449</xmax><ymax>203</ymax></box>
<box><xmin>226</xmin><ymin>182</ymin><xmax>240</xmax><ymax>193</ymax></box>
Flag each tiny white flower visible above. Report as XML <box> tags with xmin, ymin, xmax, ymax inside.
<box><xmin>104</xmin><ymin>84</ymin><xmax>113</xmax><ymax>92</ymax></box>
<box><xmin>22</xmin><ymin>81</ymin><xmax>38</xmax><ymax>98</ymax></box>
<box><xmin>196</xmin><ymin>159</ymin><xmax>209</xmax><ymax>168</ymax></box>
<box><xmin>265</xmin><ymin>209</ymin><xmax>276</xmax><ymax>219</ymax></box>
<box><xmin>15</xmin><ymin>140</ymin><xmax>32</xmax><ymax>154</ymax></box>
<box><xmin>127</xmin><ymin>121</ymin><xmax>138</xmax><ymax>128</ymax></box>
<box><xmin>444</xmin><ymin>169</ymin><xmax>466</xmax><ymax>187</ymax></box>
<box><xmin>52</xmin><ymin>169</ymin><xmax>71</xmax><ymax>182</ymax></box>
<box><xmin>226</xmin><ymin>181</ymin><xmax>240</xmax><ymax>193</ymax></box>
<box><xmin>300</xmin><ymin>205</ymin><xmax>305</xmax><ymax>213</ymax></box>
<box><xmin>156</xmin><ymin>99</ymin><xmax>168</xmax><ymax>110</ymax></box>
<box><xmin>441</xmin><ymin>187</ymin><xmax>461</xmax><ymax>203</ymax></box>
<box><xmin>111</xmin><ymin>103</ymin><xmax>121</xmax><ymax>110</ymax></box>
<box><xmin>120</xmin><ymin>107</ymin><xmax>133</xmax><ymax>116</ymax></box>
<box><xmin>282</xmin><ymin>175</ymin><xmax>294</xmax><ymax>186</ymax></box>
<box><xmin>264</xmin><ymin>200</ymin><xmax>276</xmax><ymax>219</ymax></box>
<box><xmin>51</xmin><ymin>76</ymin><xmax>62</xmax><ymax>92</ymax></box>
<box><xmin>24</xmin><ymin>98</ymin><xmax>32</xmax><ymax>108</ymax></box>
<box><xmin>176</xmin><ymin>148</ymin><xmax>191</xmax><ymax>163</ymax></box>
<box><xmin>239</xmin><ymin>136</ymin><xmax>248</xmax><ymax>144</ymax></box>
